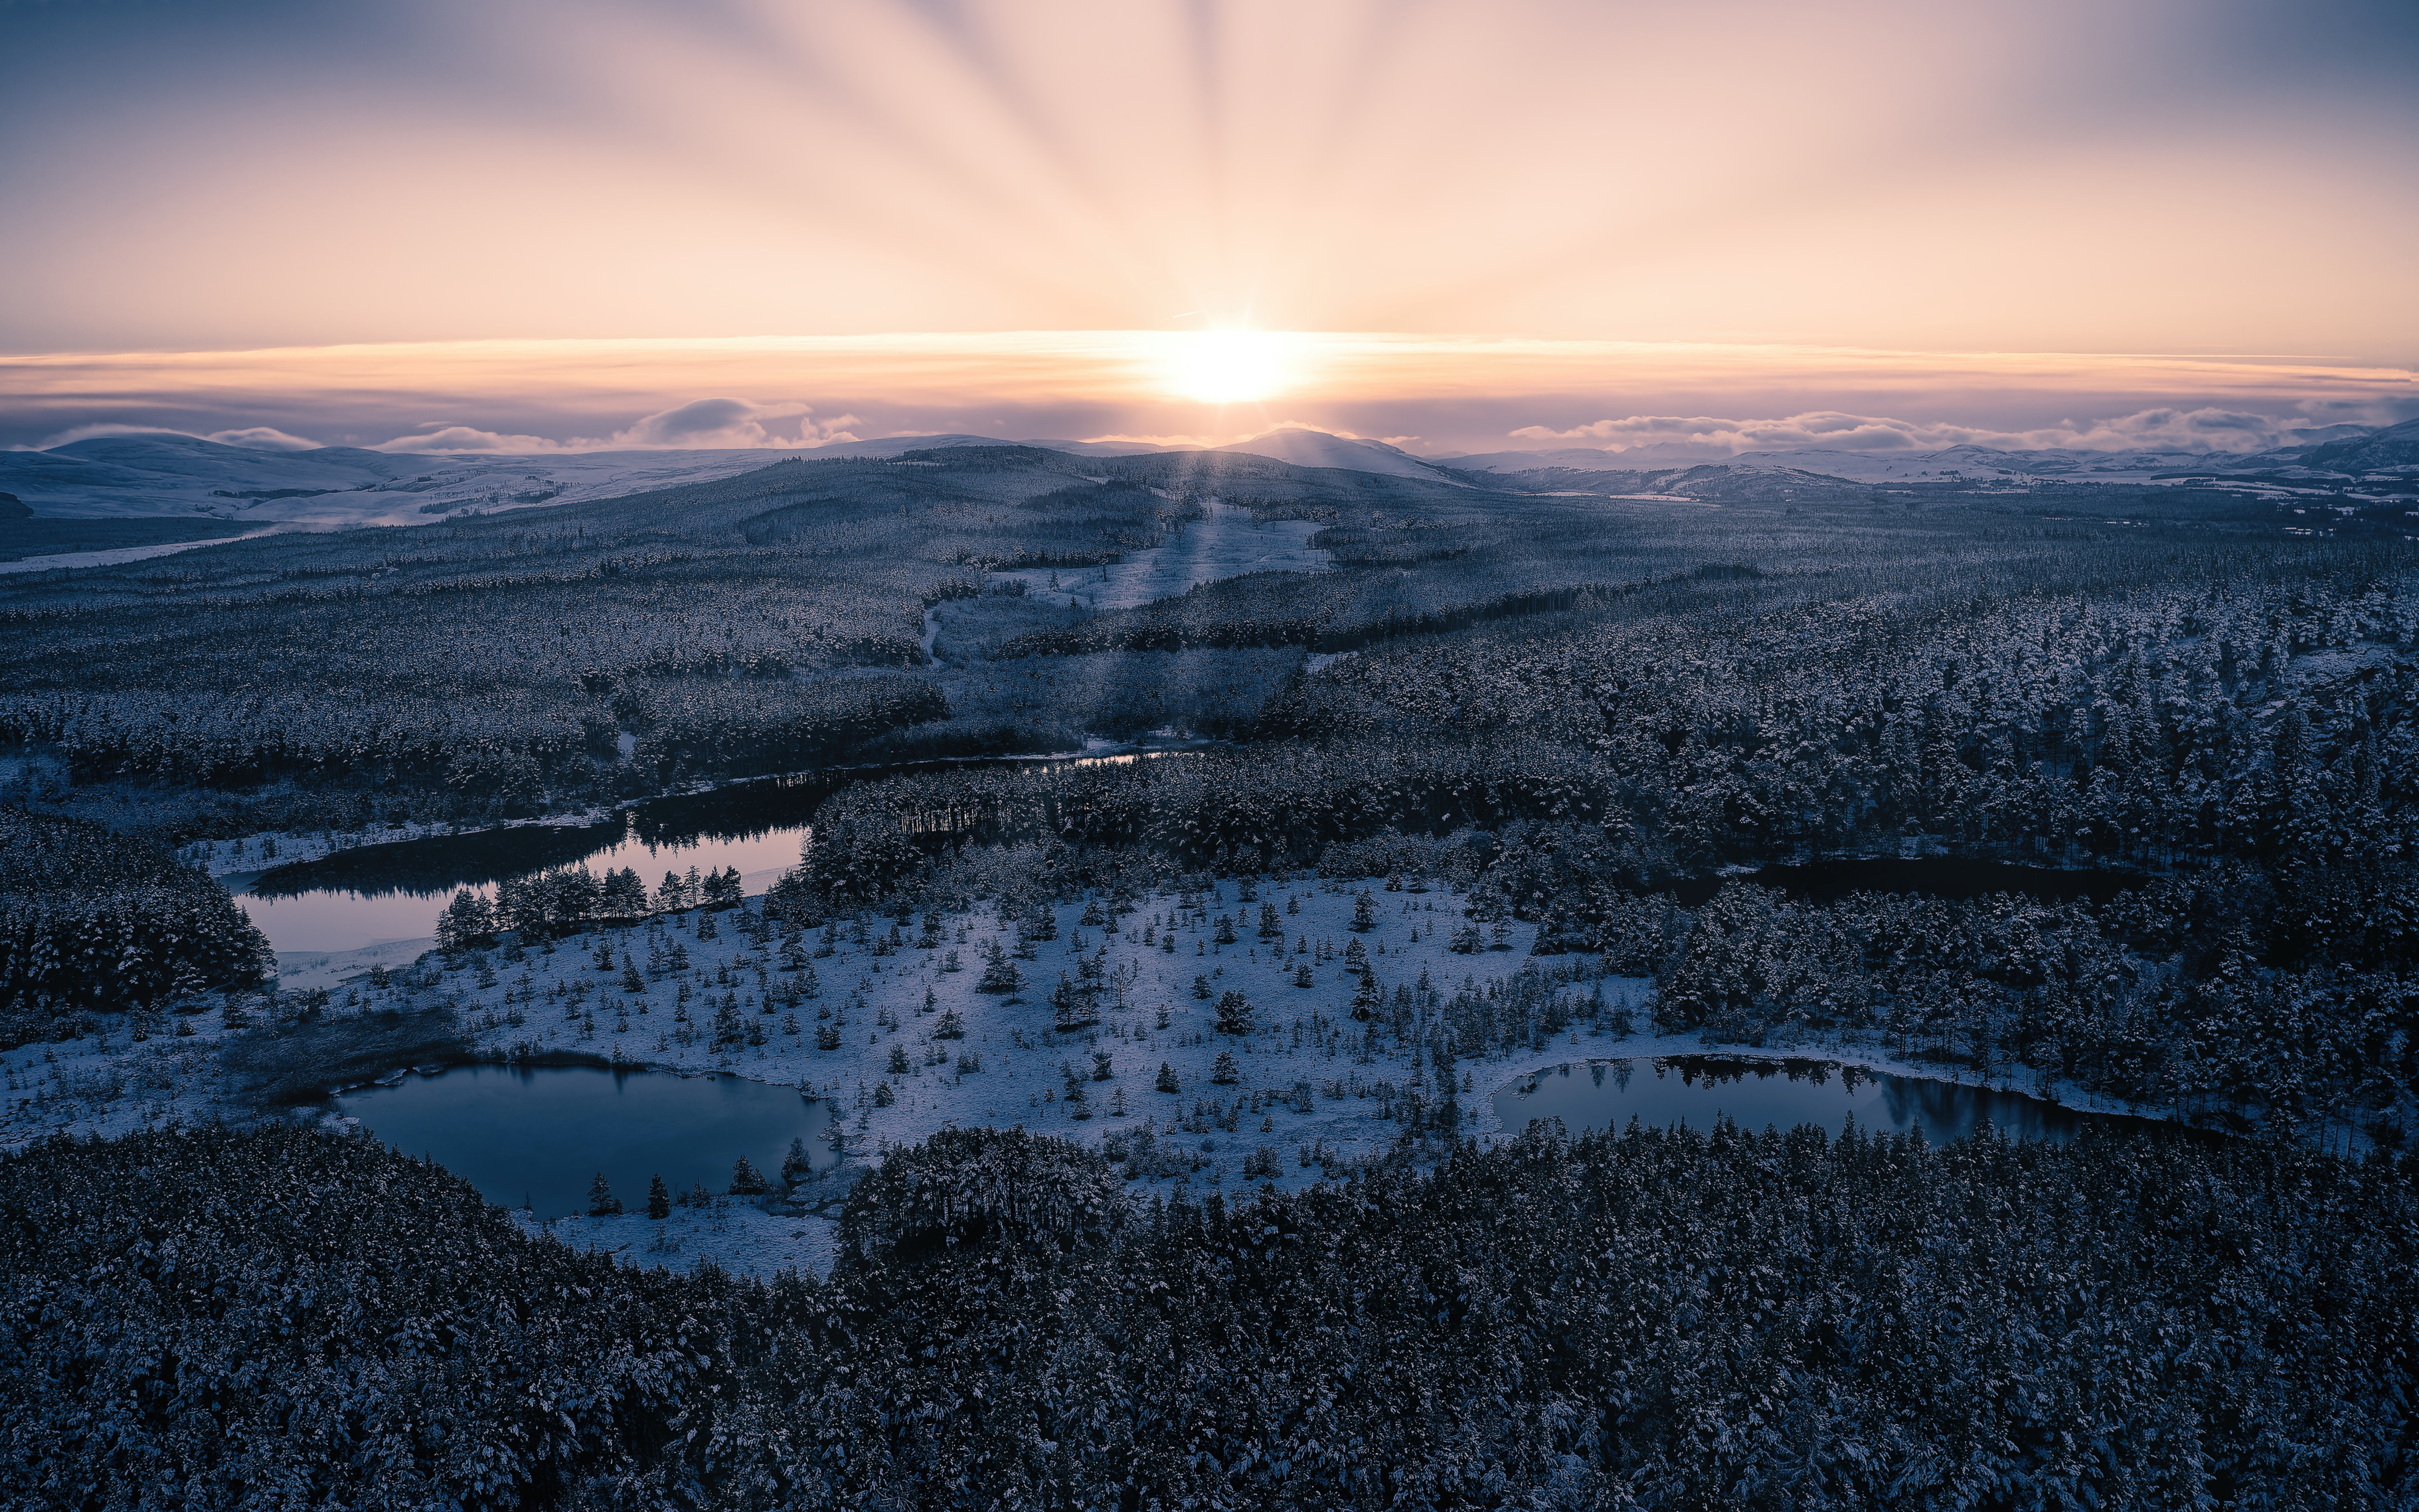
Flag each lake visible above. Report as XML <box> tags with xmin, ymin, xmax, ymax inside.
<box><xmin>1494</xmin><ymin>1055</ymin><xmax>2193</xmax><ymax>1145</ymax></box>
<box><xmin>234</xmin><ymin>746</ymin><xmax>1202</xmax><ymax>954</ymax></box>
<box><xmin>338</xmin><ymin>1064</ymin><xmax>839</xmax><ymax>1218</ymax></box>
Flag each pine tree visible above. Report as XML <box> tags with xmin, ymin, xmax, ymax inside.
<box><xmin>1193</xmin><ymin>973</ymin><xmax>1212</xmax><ymax>999</ymax></box>
<box><xmin>888</xmin><ymin>1043</ymin><xmax>912</xmax><ymax>1074</ymax></box>
<box><xmin>646</xmin><ymin>1174</ymin><xmax>671</xmax><ymax>1219</ymax></box>
<box><xmin>1216</xmin><ymin>989</ymin><xmax>1253</xmax><ymax>1035</ymax></box>
<box><xmin>712</xmin><ymin>995</ymin><xmax>744</xmax><ymax>1050</ymax></box>
<box><xmin>586</xmin><ymin>1173</ymin><xmax>622</xmax><ymax>1217</ymax></box>
<box><xmin>1053</xmin><ymin>971</ymin><xmax>1098</xmax><ymax>1031</ymax></box>
<box><xmin>435</xmin><ymin>888</ymin><xmax>495</xmax><ymax>953</ymax></box>
<box><xmin>1156</xmin><ymin>1061</ymin><xmax>1181</xmax><ymax>1093</ymax></box>
<box><xmin>620</xmin><ymin>960</ymin><xmax>645</xmax><ymax>994</ymax></box>
<box><xmin>1352</xmin><ymin>973</ymin><xmax>1383</xmax><ymax>1021</ymax></box>
<box><xmin>977</xmin><ymin>953</ymin><xmax>1025</xmax><ymax>996</ymax></box>
<box><xmin>728</xmin><ymin>1157</ymin><xmax>768</xmax><ymax>1195</ymax></box>
<box><xmin>1210</xmin><ymin>1050</ymin><xmax>1240</xmax><ymax>1084</ymax></box>
<box><xmin>1353</xmin><ymin>890</ymin><xmax>1377</xmax><ymax>931</ymax></box>
<box><xmin>780</xmin><ymin>1137</ymin><xmax>813</xmax><ymax>1188</ymax></box>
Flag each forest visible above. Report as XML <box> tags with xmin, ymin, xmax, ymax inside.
<box><xmin>2</xmin><ymin>1120</ymin><xmax>2409</xmax><ymax>1509</ymax></box>
<box><xmin>3</xmin><ymin>440</ymin><xmax>2418</xmax><ymax>1505</ymax></box>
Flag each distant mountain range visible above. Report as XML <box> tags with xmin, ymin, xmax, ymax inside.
<box><xmin>5</xmin><ymin>418</ymin><xmax>2410</xmax><ymax>523</ymax></box>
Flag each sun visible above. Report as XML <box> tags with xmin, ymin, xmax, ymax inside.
<box><xmin>1165</xmin><ymin>329</ymin><xmax>1293</xmax><ymax>404</ymax></box>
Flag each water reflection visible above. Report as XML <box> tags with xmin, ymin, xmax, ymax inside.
<box><xmin>1496</xmin><ymin>1055</ymin><xmax>2191</xmax><ymax>1145</ymax></box>
<box><xmin>235</xmin><ymin>746</ymin><xmax>1208</xmax><ymax>954</ymax></box>
<box><xmin>339</xmin><ymin>1064</ymin><xmax>837</xmax><ymax>1218</ymax></box>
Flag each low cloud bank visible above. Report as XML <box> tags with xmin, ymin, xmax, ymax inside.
<box><xmin>19</xmin><ymin>422</ymin><xmax>323</xmax><ymax>452</ymax></box>
<box><xmin>376</xmin><ymin>398</ymin><xmax>863</xmax><ymax>454</ymax></box>
<box><xmin>1511</xmin><ymin>401</ymin><xmax>2419</xmax><ymax>456</ymax></box>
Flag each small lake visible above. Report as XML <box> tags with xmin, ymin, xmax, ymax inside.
<box><xmin>234</xmin><ymin>746</ymin><xmax>1202</xmax><ymax>954</ymax></box>
<box><xmin>338</xmin><ymin>1065</ymin><xmax>838</xmax><ymax>1217</ymax></box>
<box><xmin>1495</xmin><ymin>1055</ymin><xmax>2191</xmax><ymax>1145</ymax></box>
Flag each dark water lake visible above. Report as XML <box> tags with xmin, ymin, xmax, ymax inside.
<box><xmin>1495</xmin><ymin>1055</ymin><xmax>2191</xmax><ymax>1145</ymax></box>
<box><xmin>235</xmin><ymin>748</ymin><xmax>1193</xmax><ymax>953</ymax></box>
<box><xmin>337</xmin><ymin>1065</ymin><xmax>837</xmax><ymax>1218</ymax></box>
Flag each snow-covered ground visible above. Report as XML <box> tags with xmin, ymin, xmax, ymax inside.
<box><xmin>991</xmin><ymin>501</ymin><xmax>1328</xmax><ymax>610</ymax></box>
<box><xmin>0</xmin><ymin>879</ymin><xmax>1637</xmax><ymax>1270</ymax></box>
<box><xmin>1</xmin><ymin>873</ymin><xmax>2227</xmax><ymax>1280</ymax></box>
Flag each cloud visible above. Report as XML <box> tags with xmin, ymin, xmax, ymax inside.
<box><xmin>203</xmin><ymin>426</ymin><xmax>321</xmax><ymax>451</ymax></box>
<box><xmin>610</xmin><ymin>398</ymin><xmax>861</xmax><ymax>449</ymax></box>
<box><xmin>1077</xmin><ymin>432</ymin><xmax>1222</xmax><ymax>448</ymax></box>
<box><xmin>19</xmin><ymin>422</ymin><xmax>207</xmax><ymax>450</ymax></box>
<box><xmin>370</xmin><ymin>399</ymin><xmax>865</xmax><ymax>454</ymax></box>
<box><xmin>15</xmin><ymin>422</ymin><xmax>320</xmax><ymax>452</ymax></box>
<box><xmin>1508</xmin><ymin>406</ymin><xmax>2398</xmax><ymax>456</ymax></box>
<box><xmin>378</xmin><ymin>425</ymin><xmax>570</xmax><ymax>454</ymax></box>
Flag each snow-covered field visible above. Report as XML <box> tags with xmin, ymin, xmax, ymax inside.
<box><xmin>0</xmin><ymin>879</ymin><xmax>1639</xmax><ymax>1272</ymax></box>
<box><xmin>0</xmin><ymin>873</ymin><xmax>2202</xmax><ymax>1280</ymax></box>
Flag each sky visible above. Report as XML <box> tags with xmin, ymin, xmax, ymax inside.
<box><xmin>3</xmin><ymin>0</ymin><xmax>2414</xmax><ymax>456</ymax></box>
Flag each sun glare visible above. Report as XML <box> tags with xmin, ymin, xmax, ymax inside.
<box><xmin>1165</xmin><ymin>329</ymin><xmax>1293</xmax><ymax>404</ymax></box>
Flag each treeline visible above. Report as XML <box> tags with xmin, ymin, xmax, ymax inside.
<box><xmin>0</xmin><ymin>809</ymin><xmax>269</xmax><ymax>1037</ymax></box>
<box><xmin>4</xmin><ymin>1122</ymin><xmax>2411</xmax><ymax>1508</ymax></box>
<box><xmin>783</xmin><ymin>740</ymin><xmax>1616</xmax><ymax>904</ymax></box>
<box><xmin>0</xmin><ymin>674</ymin><xmax>944</xmax><ymax>810</ymax></box>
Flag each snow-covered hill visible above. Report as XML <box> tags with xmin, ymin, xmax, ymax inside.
<box><xmin>1214</xmin><ymin>429</ymin><xmax>1471</xmax><ymax>485</ymax></box>
<box><xmin>2298</xmin><ymin>418</ymin><xmax>2419</xmax><ymax>473</ymax></box>
<box><xmin>0</xmin><ymin>432</ymin><xmax>1174</xmax><ymax>524</ymax></box>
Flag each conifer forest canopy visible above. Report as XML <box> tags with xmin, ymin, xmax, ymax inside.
<box><xmin>5</xmin><ymin>442</ymin><xmax>2419</xmax><ymax>1507</ymax></box>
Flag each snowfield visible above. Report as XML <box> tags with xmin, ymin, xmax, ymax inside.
<box><xmin>0</xmin><ymin>873</ymin><xmax>2174</xmax><ymax>1280</ymax></box>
